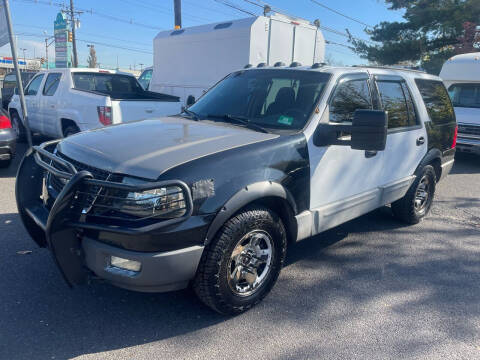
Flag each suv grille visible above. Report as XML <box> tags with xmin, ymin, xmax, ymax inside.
<box><xmin>48</xmin><ymin>152</ymin><xmax>111</xmax><ymax>194</ymax></box>
<box><xmin>458</xmin><ymin>124</ymin><xmax>480</xmax><ymax>137</ymax></box>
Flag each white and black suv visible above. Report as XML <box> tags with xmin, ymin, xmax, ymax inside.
<box><xmin>17</xmin><ymin>65</ymin><xmax>457</xmax><ymax>314</ymax></box>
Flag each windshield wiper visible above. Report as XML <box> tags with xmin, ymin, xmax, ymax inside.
<box><xmin>206</xmin><ymin>114</ymin><xmax>270</xmax><ymax>133</ymax></box>
<box><xmin>181</xmin><ymin>108</ymin><xmax>200</xmax><ymax>121</ymax></box>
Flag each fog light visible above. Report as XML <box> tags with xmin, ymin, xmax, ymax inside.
<box><xmin>110</xmin><ymin>256</ymin><xmax>142</xmax><ymax>272</ymax></box>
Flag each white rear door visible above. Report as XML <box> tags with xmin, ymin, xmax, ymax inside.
<box><xmin>308</xmin><ymin>73</ymin><xmax>385</xmax><ymax>233</ymax></box>
<box><xmin>23</xmin><ymin>73</ymin><xmax>45</xmax><ymax>132</ymax></box>
<box><xmin>39</xmin><ymin>72</ymin><xmax>62</xmax><ymax>137</ymax></box>
<box><xmin>373</xmin><ymin>75</ymin><xmax>426</xmax><ymax>201</ymax></box>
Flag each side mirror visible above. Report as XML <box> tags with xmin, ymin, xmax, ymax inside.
<box><xmin>313</xmin><ymin>110</ymin><xmax>387</xmax><ymax>151</ymax></box>
<box><xmin>186</xmin><ymin>95</ymin><xmax>196</xmax><ymax>106</ymax></box>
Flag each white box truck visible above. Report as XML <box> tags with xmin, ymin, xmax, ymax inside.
<box><xmin>150</xmin><ymin>13</ymin><xmax>325</xmax><ymax>103</ymax></box>
<box><xmin>440</xmin><ymin>52</ymin><xmax>480</xmax><ymax>155</ymax></box>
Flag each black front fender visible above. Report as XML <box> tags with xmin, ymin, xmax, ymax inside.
<box><xmin>16</xmin><ymin>147</ymin><xmax>47</xmax><ymax>247</ymax></box>
<box><xmin>204</xmin><ymin>181</ymin><xmax>297</xmax><ymax>245</ymax></box>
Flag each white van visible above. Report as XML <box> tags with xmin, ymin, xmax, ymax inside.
<box><xmin>440</xmin><ymin>52</ymin><xmax>480</xmax><ymax>155</ymax></box>
<box><xmin>150</xmin><ymin>13</ymin><xmax>325</xmax><ymax>104</ymax></box>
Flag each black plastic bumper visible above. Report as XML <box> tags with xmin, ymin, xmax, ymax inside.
<box><xmin>0</xmin><ymin>128</ymin><xmax>16</xmax><ymax>161</ymax></box>
<box><xmin>16</xmin><ymin>141</ymin><xmax>206</xmax><ymax>290</ymax></box>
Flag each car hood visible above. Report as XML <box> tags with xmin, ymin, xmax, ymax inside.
<box><xmin>57</xmin><ymin>117</ymin><xmax>278</xmax><ymax>179</ymax></box>
<box><xmin>454</xmin><ymin>107</ymin><xmax>480</xmax><ymax>125</ymax></box>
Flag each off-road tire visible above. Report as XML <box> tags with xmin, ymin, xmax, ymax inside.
<box><xmin>392</xmin><ymin>165</ymin><xmax>436</xmax><ymax>224</ymax></box>
<box><xmin>11</xmin><ymin>112</ymin><xmax>26</xmax><ymax>142</ymax></box>
<box><xmin>193</xmin><ymin>206</ymin><xmax>287</xmax><ymax>315</ymax></box>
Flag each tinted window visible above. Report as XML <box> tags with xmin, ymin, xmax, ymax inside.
<box><xmin>448</xmin><ymin>83</ymin><xmax>480</xmax><ymax>109</ymax></box>
<box><xmin>188</xmin><ymin>69</ymin><xmax>330</xmax><ymax>131</ymax></box>
<box><xmin>138</xmin><ymin>69</ymin><xmax>152</xmax><ymax>90</ymax></box>
<box><xmin>377</xmin><ymin>81</ymin><xmax>410</xmax><ymax>129</ymax></box>
<box><xmin>3</xmin><ymin>74</ymin><xmax>16</xmax><ymax>88</ymax></box>
<box><xmin>73</xmin><ymin>73</ymin><xmax>144</xmax><ymax>97</ymax></box>
<box><xmin>402</xmin><ymin>82</ymin><xmax>417</xmax><ymax>125</ymax></box>
<box><xmin>43</xmin><ymin>73</ymin><xmax>62</xmax><ymax>96</ymax></box>
<box><xmin>329</xmin><ymin>79</ymin><xmax>372</xmax><ymax>122</ymax></box>
<box><xmin>415</xmin><ymin>79</ymin><xmax>455</xmax><ymax>125</ymax></box>
<box><xmin>25</xmin><ymin>74</ymin><xmax>44</xmax><ymax>96</ymax></box>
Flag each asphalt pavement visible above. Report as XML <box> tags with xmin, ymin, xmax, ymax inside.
<box><xmin>0</xmin><ymin>142</ymin><xmax>479</xmax><ymax>360</ymax></box>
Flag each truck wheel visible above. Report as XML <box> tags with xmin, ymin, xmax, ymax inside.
<box><xmin>11</xmin><ymin>112</ymin><xmax>26</xmax><ymax>142</ymax></box>
<box><xmin>194</xmin><ymin>206</ymin><xmax>287</xmax><ymax>315</ymax></box>
<box><xmin>63</xmin><ymin>125</ymin><xmax>80</xmax><ymax>137</ymax></box>
<box><xmin>391</xmin><ymin>165</ymin><xmax>436</xmax><ymax>224</ymax></box>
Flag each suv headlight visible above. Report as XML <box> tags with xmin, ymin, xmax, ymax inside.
<box><xmin>109</xmin><ymin>178</ymin><xmax>187</xmax><ymax>220</ymax></box>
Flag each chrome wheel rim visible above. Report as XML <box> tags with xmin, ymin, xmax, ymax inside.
<box><xmin>227</xmin><ymin>230</ymin><xmax>273</xmax><ymax>297</ymax></box>
<box><xmin>414</xmin><ymin>175</ymin><xmax>430</xmax><ymax>212</ymax></box>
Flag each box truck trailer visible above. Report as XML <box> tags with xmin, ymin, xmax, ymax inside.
<box><xmin>150</xmin><ymin>13</ymin><xmax>325</xmax><ymax>103</ymax></box>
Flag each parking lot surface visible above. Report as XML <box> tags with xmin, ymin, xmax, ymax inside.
<box><xmin>1</xmin><ymin>142</ymin><xmax>479</xmax><ymax>360</ymax></box>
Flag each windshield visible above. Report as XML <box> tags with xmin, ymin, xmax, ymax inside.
<box><xmin>138</xmin><ymin>69</ymin><xmax>152</xmax><ymax>90</ymax></box>
<box><xmin>72</xmin><ymin>72</ymin><xmax>144</xmax><ymax>97</ymax></box>
<box><xmin>188</xmin><ymin>69</ymin><xmax>331</xmax><ymax>131</ymax></box>
<box><xmin>448</xmin><ymin>83</ymin><xmax>480</xmax><ymax>109</ymax></box>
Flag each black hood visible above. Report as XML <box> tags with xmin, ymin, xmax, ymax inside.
<box><xmin>57</xmin><ymin>117</ymin><xmax>278</xmax><ymax>179</ymax></box>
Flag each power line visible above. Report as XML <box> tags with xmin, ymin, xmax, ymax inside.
<box><xmin>12</xmin><ymin>0</ymin><xmax>166</xmax><ymax>31</ymax></box>
<box><xmin>310</xmin><ymin>0</ymin><xmax>373</xmax><ymax>28</ymax></box>
<box><xmin>325</xmin><ymin>39</ymin><xmax>355</xmax><ymax>50</ymax></box>
<box><xmin>15</xmin><ymin>31</ymin><xmax>153</xmax><ymax>55</ymax></box>
<box><xmin>14</xmin><ymin>23</ymin><xmax>153</xmax><ymax>47</ymax></box>
<box><xmin>214</xmin><ymin>0</ymin><xmax>257</xmax><ymax>16</ymax></box>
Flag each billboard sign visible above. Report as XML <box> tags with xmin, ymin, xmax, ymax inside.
<box><xmin>54</xmin><ymin>12</ymin><xmax>72</xmax><ymax>68</ymax></box>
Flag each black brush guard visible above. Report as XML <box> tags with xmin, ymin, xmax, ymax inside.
<box><xmin>16</xmin><ymin>140</ymin><xmax>193</xmax><ymax>286</ymax></box>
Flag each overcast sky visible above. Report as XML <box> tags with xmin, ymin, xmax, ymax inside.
<box><xmin>1</xmin><ymin>0</ymin><xmax>404</xmax><ymax>69</ymax></box>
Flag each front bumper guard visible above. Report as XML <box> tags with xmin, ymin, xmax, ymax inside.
<box><xmin>16</xmin><ymin>140</ymin><xmax>194</xmax><ymax>287</ymax></box>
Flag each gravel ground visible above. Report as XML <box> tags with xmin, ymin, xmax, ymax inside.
<box><xmin>0</xmin><ymin>142</ymin><xmax>479</xmax><ymax>360</ymax></box>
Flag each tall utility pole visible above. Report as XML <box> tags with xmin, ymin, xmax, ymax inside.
<box><xmin>174</xmin><ymin>0</ymin><xmax>181</xmax><ymax>29</ymax></box>
<box><xmin>69</xmin><ymin>0</ymin><xmax>78</xmax><ymax>67</ymax></box>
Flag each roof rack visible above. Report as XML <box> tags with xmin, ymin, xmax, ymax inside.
<box><xmin>352</xmin><ymin>65</ymin><xmax>426</xmax><ymax>74</ymax></box>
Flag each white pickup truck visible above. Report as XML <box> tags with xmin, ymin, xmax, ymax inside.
<box><xmin>8</xmin><ymin>68</ymin><xmax>181</xmax><ymax>140</ymax></box>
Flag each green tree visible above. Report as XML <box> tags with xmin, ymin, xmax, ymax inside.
<box><xmin>351</xmin><ymin>0</ymin><xmax>480</xmax><ymax>74</ymax></box>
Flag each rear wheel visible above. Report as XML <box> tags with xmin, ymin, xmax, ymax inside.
<box><xmin>63</xmin><ymin>124</ymin><xmax>80</xmax><ymax>137</ymax></box>
<box><xmin>392</xmin><ymin>165</ymin><xmax>436</xmax><ymax>224</ymax></box>
<box><xmin>193</xmin><ymin>206</ymin><xmax>287</xmax><ymax>314</ymax></box>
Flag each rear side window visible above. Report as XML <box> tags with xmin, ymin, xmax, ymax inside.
<box><xmin>329</xmin><ymin>79</ymin><xmax>372</xmax><ymax>122</ymax></box>
<box><xmin>448</xmin><ymin>83</ymin><xmax>480</xmax><ymax>109</ymax></box>
<box><xmin>415</xmin><ymin>79</ymin><xmax>455</xmax><ymax>125</ymax></box>
<box><xmin>72</xmin><ymin>72</ymin><xmax>144</xmax><ymax>97</ymax></box>
<box><xmin>43</xmin><ymin>73</ymin><xmax>62</xmax><ymax>96</ymax></box>
<box><xmin>376</xmin><ymin>81</ymin><xmax>417</xmax><ymax>129</ymax></box>
<box><xmin>25</xmin><ymin>74</ymin><xmax>44</xmax><ymax>96</ymax></box>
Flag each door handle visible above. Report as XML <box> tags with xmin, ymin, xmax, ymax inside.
<box><xmin>416</xmin><ymin>136</ymin><xmax>425</xmax><ymax>146</ymax></box>
<box><xmin>365</xmin><ymin>150</ymin><xmax>377</xmax><ymax>158</ymax></box>
<box><xmin>145</xmin><ymin>109</ymin><xmax>153</xmax><ymax>113</ymax></box>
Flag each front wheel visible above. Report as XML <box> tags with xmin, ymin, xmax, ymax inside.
<box><xmin>194</xmin><ymin>206</ymin><xmax>287</xmax><ymax>314</ymax></box>
<box><xmin>392</xmin><ymin>165</ymin><xmax>436</xmax><ymax>224</ymax></box>
<box><xmin>11</xmin><ymin>112</ymin><xmax>27</xmax><ymax>142</ymax></box>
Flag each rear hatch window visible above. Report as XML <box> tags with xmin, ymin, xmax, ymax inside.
<box><xmin>415</xmin><ymin>79</ymin><xmax>455</xmax><ymax>125</ymax></box>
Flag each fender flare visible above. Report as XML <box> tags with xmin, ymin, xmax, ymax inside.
<box><xmin>415</xmin><ymin>148</ymin><xmax>442</xmax><ymax>179</ymax></box>
<box><xmin>204</xmin><ymin>181</ymin><xmax>298</xmax><ymax>245</ymax></box>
